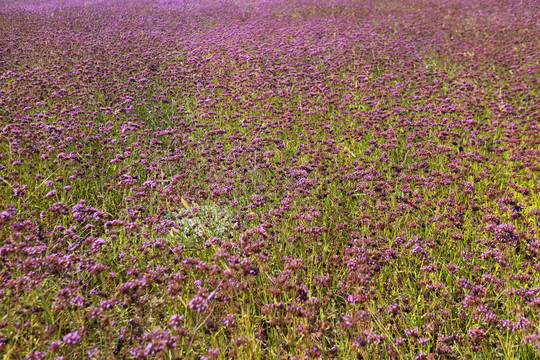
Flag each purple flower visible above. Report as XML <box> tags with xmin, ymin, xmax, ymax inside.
<box><xmin>48</xmin><ymin>340</ymin><xmax>62</xmax><ymax>353</ymax></box>
<box><xmin>188</xmin><ymin>296</ymin><xmax>208</xmax><ymax>312</ymax></box>
<box><xmin>87</xmin><ymin>345</ymin><xmax>101</xmax><ymax>358</ymax></box>
<box><xmin>222</xmin><ymin>314</ymin><xmax>235</xmax><ymax>327</ymax></box>
<box><xmin>143</xmin><ymin>179</ymin><xmax>157</xmax><ymax>188</ymax></box>
<box><xmin>26</xmin><ymin>351</ymin><xmax>47</xmax><ymax>360</ymax></box>
<box><xmin>62</xmin><ymin>331</ymin><xmax>81</xmax><ymax>345</ymax></box>
<box><xmin>169</xmin><ymin>314</ymin><xmax>184</xmax><ymax>329</ymax></box>
<box><xmin>131</xmin><ymin>329</ymin><xmax>177</xmax><ymax>357</ymax></box>
<box><xmin>92</xmin><ymin>238</ymin><xmax>106</xmax><ymax>251</ymax></box>
<box><xmin>468</xmin><ymin>327</ymin><xmax>485</xmax><ymax>343</ymax></box>
<box><xmin>0</xmin><ymin>211</ymin><xmax>12</xmax><ymax>225</ymax></box>
<box><xmin>44</xmin><ymin>190</ymin><xmax>57</xmax><ymax>198</ymax></box>
<box><xmin>207</xmin><ymin>348</ymin><xmax>219</xmax><ymax>359</ymax></box>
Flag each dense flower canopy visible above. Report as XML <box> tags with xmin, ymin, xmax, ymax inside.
<box><xmin>0</xmin><ymin>0</ymin><xmax>539</xmax><ymax>358</ymax></box>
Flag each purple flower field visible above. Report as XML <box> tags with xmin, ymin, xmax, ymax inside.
<box><xmin>0</xmin><ymin>0</ymin><xmax>539</xmax><ymax>358</ymax></box>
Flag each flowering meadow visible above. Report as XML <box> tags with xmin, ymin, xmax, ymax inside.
<box><xmin>0</xmin><ymin>0</ymin><xmax>539</xmax><ymax>358</ymax></box>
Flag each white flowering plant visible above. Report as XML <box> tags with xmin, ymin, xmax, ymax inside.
<box><xmin>165</xmin><ymin>203</ymin><xmax>234</xmax><ymax>247</ymax></box>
